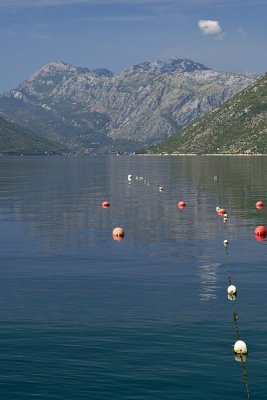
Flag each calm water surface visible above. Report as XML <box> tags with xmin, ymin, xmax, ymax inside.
<box><xmin>0</xmin><ymin>155</ymin><xmax>266</xmax><ymax>399</ymax></box>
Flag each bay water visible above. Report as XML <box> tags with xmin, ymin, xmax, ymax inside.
<box><xmin>0</xmin><ymin>155</ymin><xmax>266</xmax><ymax>399</ymax></box>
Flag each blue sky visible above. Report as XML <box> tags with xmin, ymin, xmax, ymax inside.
<box><xmin>1</xmin><ymin>0</ymin><xmax>267</xmax><ymax>92</ymax></box>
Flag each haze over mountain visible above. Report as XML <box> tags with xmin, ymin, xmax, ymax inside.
<box><xmin>0</xmin><ymin>58</ymin><xmax>254</xmax><ymax>153</ymax></box>
<box><xmin>143</xmin><ymin>73</ymin><xmax>267</xmax><ymax>155</ymax></box>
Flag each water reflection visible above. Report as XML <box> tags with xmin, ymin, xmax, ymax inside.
<box><xmin>0</xmin><ymin>155</ymin><xmax>266</xmax><ymax>254</ymax></box>
<box><xmin>0</xmin><ymin>155</ymin><xmax>266</xmax><ymax>399</ymax></box>
<box><xmin>197</xmin><ymin>262</ymin><xmax>220</xmax><ymax>301</ymax></box>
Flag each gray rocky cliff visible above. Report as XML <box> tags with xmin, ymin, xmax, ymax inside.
<box><xmin>0</xmin><ymin>58</ymin><xmax>254</xmax><ymax>153</ymax></box>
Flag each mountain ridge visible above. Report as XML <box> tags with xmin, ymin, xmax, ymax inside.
<box><xmin>0</xmin><ymin>58</ymin><xmax>254</xmax><ymax>153</ymax></box>
<box><xmin>143</xmin><ymin>73</ymin><xmax>267</xmax><ymax>155</ymax></box>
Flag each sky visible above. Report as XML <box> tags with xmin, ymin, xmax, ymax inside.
<box><xmin>1</xmin><ymin>0</ymin><xmax>267</xmax><ymax>92</ymax></box>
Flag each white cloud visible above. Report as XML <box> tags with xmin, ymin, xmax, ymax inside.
<box><xmin>198</xmin><ymin>19</ymin><xmax>224</xmax><ymax>37</ymax></box>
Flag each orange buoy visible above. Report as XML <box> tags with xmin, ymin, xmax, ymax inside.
<box><xmin>254</xmin><ymin>225</ymin><xmax>267</xmax><ymax>238</ymax></box>
<box><xmin>256</xmin><ymin>201</ymin><xmax>264</xmax><ymax>209</ymax></box>
<box><xmin>112</xmin><ymin>227</ymin><xmax>124</xmax><ymax>239</ymax></box>
<box><xmin>217</xmin><ymin>208</ymin><xmax>226</xmax><ymax>215</ymax></box>
<box><xmin>177</xmin><ymin>201</ymin><xmax>186</xmax><ymax>209</ymax></box>
<box><xmin>102</xmin><ymin>201</ymin><xmax>110</xmax><ymax>208</ymax></box>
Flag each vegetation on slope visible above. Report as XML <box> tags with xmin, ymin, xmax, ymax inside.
<box><xmin>0</xmin><ymin>116</ymin><xmax>69</xmax><ymax>154</ymax></box>
<box><xmin>143</xmin><ymin>73</ymin><xmax>267</xmax><ymax>155</ymax></box>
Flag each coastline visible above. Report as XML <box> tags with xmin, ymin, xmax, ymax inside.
<box><xmin>138</xmin><ymin>153</ymin><xmax>267</xmax><ymax>157</ymax></box>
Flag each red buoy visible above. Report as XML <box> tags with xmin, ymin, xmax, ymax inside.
<box><xmin>254</xmin><ymin>225</ymin><xmax>267</xmax><ymax>238</ymax></box>
<box><xmin>178</xmin><ymin>201</ymin><xmax>186</xmax><ymax>209</ymax></box>
<box><xmin>217</xmin><ymin>208</ymin><xmax>226</xmax><ymax>215</ymax></box>
<box><xmin>112</xmin><ymin>227</ymin><xmax>125</xmax><ymax>240</ymax></box>
<box><xmin>256</xmin><ymin>201</ymin><xmax>264</xmax><ymax>209</ymax></box>
<box><xmin>255</xmin><ymin>234</ymin><xmax>265</xmax><ymax>242</ymax></box>
<box><xmin>102</xmin><ymin>201</ymin><xmax>110</xmax><ymax>208</ymax></box>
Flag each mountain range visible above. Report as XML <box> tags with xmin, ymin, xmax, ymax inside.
<box><xmin>143</xmin><ymin>72</ymin><xmax>267</xmax><ymax>155</ymax></box>
<box><xmin>0</xmin><ymin>58</ymin><xmax>254</xmax><ymax>153</ymax></box>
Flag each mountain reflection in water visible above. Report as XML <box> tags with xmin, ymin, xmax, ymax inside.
<box><xmin>0</xmin><ymin>155</ymin><xmax>266</xmax><ymax>399</ymax></box>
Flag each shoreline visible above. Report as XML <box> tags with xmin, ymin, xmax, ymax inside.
<box><xmin>138</xmin><ymin>153</ymin><xmax>267</xmax><ymax>157</ymax></box>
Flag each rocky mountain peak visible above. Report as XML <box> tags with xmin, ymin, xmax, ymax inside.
<box><xmin>27</xmin><ymin>62</ymin><xmax>114</xmax><ymax>81</ymax></box>
<box><xmin>0</xmin><ymin>58</ymin><xmax>255</xmax><ymax>153</ymax></box>
<box><xmin>124</xmin><ymin>58</ymin><xmax>211</xmax><ymax>75</ymax></box>
<box><xmin>91</xmin><ymin>68</ymin><xmax>114</xmax><ymax>77</ymax></box>
<box><xmin>29</xmin><ymin>61</ymin><xmax>76</xmax><ymax>78</ymax></box>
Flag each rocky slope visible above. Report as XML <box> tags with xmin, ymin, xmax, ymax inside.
<box><xmin>0</xmin><ymin>58</ymin><xmax>254</xmax><ymax>153</ymax></box>
<box><xmin>0</xmin><ymin>115</ymin><xmax>69</xmax><ymax>154</ymax></box>
<box><xmin>144</xmin><ymin>73</ymin><xmax>267</xmax><ymax>155</ymax></box>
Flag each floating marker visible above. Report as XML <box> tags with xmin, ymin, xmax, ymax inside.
<box><xmin>159</xmin><ymin>186</ymin><xmax>164</xmax><ymax>191</ymax></box>
<box><xmin>234</xmin><ymin>340</ymin><xmax>248</xmax><ymax>355</ymax></box>
<box><xmin>102</xmin><ymin>201</ymin><xmax>110</xmax><ymax>208</ymax></box>
<box><xmin>128</xmin><ymin>174</ymin><xmax>132</xmax><ymax>181</ymax></box>
<box><xmin>177</xmin><ymin>201</ymin><xmax>186</xmax><ymax>209</ymax></box>
<box><xmin>256</xmin><ymin>200</ymin><xmax>264</xmax><ymax>209</ymax></box>
<box><xmin>228</xmin><ymin>284</ymin><xmax>237</xmax><ymax>300</ymax></box>
<box><xmin>224</xmin><ymin>239</ymin><xmax>229</xmax><ymax>247</ymax></box>
<box><xmin>112</xmin><ymin>227</ymin><xmax>125</xmax><ymax>240</ymax></box>
<box><xmin>254</xmin><ymin>225</ymin><xmax>267</xmax><ymax>238</ymax></box>
<box><xmin>227</xmin><ymin>284</ymin><xmax>237</xmax><ymax>295</ymax></box>
<box><xmin>217</xmin><ymin>208</ymin><xmax>226</xmax><ymax>215</ymax></box>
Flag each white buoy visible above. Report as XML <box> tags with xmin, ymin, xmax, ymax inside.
<box><xmin>216</xmin><ymin>206</ymin><xmax>220</xmax><ymax>211</ymax></box>
<box><xmin>224</xmin><ymin>213</ymin><xmax>228</xmax><ymax>218</ymax></box>
<box><xmin>223</xmin><ymin>217</ymin><xmax>228</xmax><ymax>223</ymax></box>
<box><xmin>227</xmin><ymin>284</ymin><xmax>237</xmax><ymax>295</ymax></box>
<box><xmin>228</xmin><ymin>293</ymin><xmax>236</xmax><ymax>300</ymax></box>
<box><xmin>224</xmin><ymin>239</ymin><xmax>229</xmax><ymax>247</ymax></box>
<box><xmin>234</xmin><ymin>340</ymin><xmax>248</xmax><ymax>355</ymax></box>
<box><xmin>159</xmin><ymin>186</ymin><xmax>164</xmax><ymax>191</ymax></box>
<box><xmin>128</xmin><ymin>174</ymin><xmax>132</xmax><ymax>181</ymax></box>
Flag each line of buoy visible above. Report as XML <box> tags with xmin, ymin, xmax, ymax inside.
<box><xmin>223</xmin><ymin>233</ymin><xmax>251</xmax><ymax>399</ymax></box>
<box><xmin>100</xmin><ymin>175</ymin><xmax>260</xmax><ymax>399</ymax></box>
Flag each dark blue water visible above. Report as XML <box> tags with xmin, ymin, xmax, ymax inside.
<box><xmin>0</xmin><ymin>155</ymin><xmax>266</xmax><ymax>399</ymax></box>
